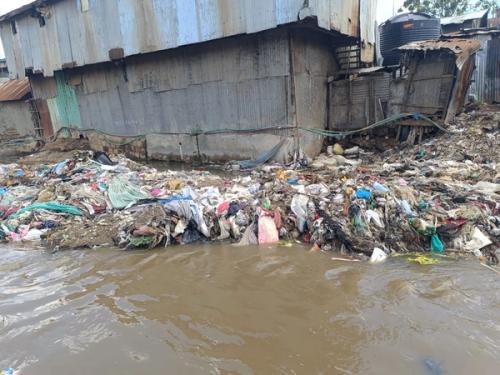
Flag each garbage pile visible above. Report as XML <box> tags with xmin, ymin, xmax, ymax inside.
<box><xmin>0</xmin><ymin>107</ymin><xmax>498</xmax><ymax>264</ymax></box>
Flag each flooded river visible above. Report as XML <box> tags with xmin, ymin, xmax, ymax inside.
<box><xmin>1</xmin><ymin>244</ymin><xmax>499</xmax><ymax>374</ymax></box>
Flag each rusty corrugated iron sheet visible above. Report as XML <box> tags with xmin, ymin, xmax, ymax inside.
<box><xmin>398</xmin><ymin>39</ymin><xmax>481</xmax><ymax>69</ymax></box>
<box><xmin>0</xmin><ymin>0</ymin><xmax>373</xmax><ymax>79</ymax></box>
<box><xmin>0</xmin><ymin>78</ymin><xmax>30</xmax><ymax>101</ymax></box>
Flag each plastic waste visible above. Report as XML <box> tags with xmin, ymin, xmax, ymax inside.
<box><xmin>291</xmin><ymin>194</ymin><xmax>309</xmax><ymax>233</ymax></box>
<box><xmin>234</xmin><ymin>224</ymin><xmax>258</xmax><ymax>246</ymax></box>
<box><xmin>9</xmin><ymin>202</ymin><xmax>83</xmax><ymax>218</ymax></box>
<box><xmin>262</xmin><ymin>198</ymin><xmax>272</xmax><ymax>210</ymax></box>
<box><xmin>13</xmin><ymin>169</ymin><xmax>24</xmax><ymax>177</ymax></box>
<box><xmin>53</xmin><ymin>160</ymin><xmax>69</xmax><ymax>175</ymax></box>
<box><xmin>23</xmin><ymin>228</ymin><xmax>46</xmax><ymax>241</ymax></box>
<box><xmin>399</xmin><ymin>199</ymin><xmax>415</xmax><ymax>217</ymax></box>
<box><xmin>344</xmin><ymin>146</ymin><xmax>360</xmax><ymax>156</ymax></box>
<box><xmin>355</xmin><ymin>189</ymin><xmax>373</xmax><ymax>200</ymax></box>
<box><xmin>333</xmin><ymin>143</ymin><xmax>344</xmax><ymax>155</ymax></box>
<box><xmin>108</xmin><ymin>176</ymin><xmax>147</xmax><ymax>209</ymax></box>
<box><xmin>372</xmin><ymin>182</ymin><xmax>389</xmax><ymax>193</ymax></box>
<box><xmin>258</xmin><ymin>216</ymin><xmax>279</xmax><ymax>244</ymax></box>
<box><xmin>422</xmin><ymin>357</ymin><xmax>443</xmax><ymax>375</ymax></box>
<box><xmin>409</xmin><ymin>255</ymin><xmax>439</xmax><ymax>265</ymax></box>
<box><xmin>305</xmin><ymin>184</ymin><xmax>329</xmax><ymax>196</ymax></box>
<box><xmin>182</xmin><ymin>227</ymin><xmax>203</xmax><ymax>244</ymax></box>
<box><xmin>430</xmin><ymin>234</ymin><xmax>445</xmax><ymax>253</ymax></box>
<box><xmin>370</xmin><ymin>247</ymin><xmax>388</xmax><ymax>263</ymax></box>
<box><xmin>365</xmin><ymin>209</ymin><xmax>384</xmax><ymax>228</ymax></box>
<box><xmin>93</xmin><ymin>151</ymin><xmax>115</xmax><ymax>166</ymax></box>
<box><xmin>464</xmin><ymin>227</ymin><xmax>492</xmax><ymax>252</ymax></box>
<box><xmin>1</xmin><ymin>368</ymin><xmax>14</xmax><ymax>375</ymax></box>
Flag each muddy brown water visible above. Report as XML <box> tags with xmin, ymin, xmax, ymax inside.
<box><xmin>0</xmin><ymin>244</ymin><xmax>499</xmax><ymax>374</ymax></box>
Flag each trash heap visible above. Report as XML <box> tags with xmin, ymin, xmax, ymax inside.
<box><xmin>0</xmin><ymin>107</ymin><xmax>498</xmax><ymax>263</ymax></box>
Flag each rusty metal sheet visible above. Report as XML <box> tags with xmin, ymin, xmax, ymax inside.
<box><xmin>0</xmin><ymin>0</ymin><xmax>370</xmax><ymax>79</ymax></box>
<box><xmin>398</xmin><ymin>39</ymin><xmax>481</xmax><ymax>69</ymax></box>
<box><xmin>0</xmin><ymin>78</ymin><xmax>30</xmax><ymax>101</ymax></box>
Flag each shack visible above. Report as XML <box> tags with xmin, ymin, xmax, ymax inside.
<box><xmin>0</xmin><ymin>0</ymin><xmax>378</xmax><ymax>162</ymax></box>
<box><xmin>392</xmin><ymin>39</ymin><xmax>480</xmax><ymax>123</ymax></box>
<box><xmin>327</xmin><ymin>38</ymin><xmax>480</xmax><ymax>138</ymax></box>
<box><xmin>0</xmin><ymin>78</ymin><xmax>37</xmax><ymax>141</ymax></box>
<box><xmin>441</xmin><ymin>9</ymin><xmax>489</xmax><ymax>34</ymax></box>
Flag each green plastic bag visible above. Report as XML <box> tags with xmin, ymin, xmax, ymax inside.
<box><xmin>430</xmin><ymin>233</ymin><xmax>445</xmax><ymax>253</ymax></box>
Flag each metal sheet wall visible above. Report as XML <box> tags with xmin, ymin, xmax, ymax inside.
<box><xmin>467</xmin><ymin>34</ymin><xmax>490</xmax><ymax>102</ymax></box>
<box><xmin>1</xmin><ymin>0</ymin><xmax>369</xmax><ymax>79</ymax></box>
<box><xmin>31</xmin><ymin>28</ymin><xmax>293</xmax><ymax>137</ymax></box>
<box><xmin>486</xmin><ymin>37</ymin><xmax>500</xmax><ymax>103</ymax></box>
<box><xmin>329</xmin><ymin>72</ymin><xmax>391</xmax><ymax>130</ymax></box>
<box><xmin>360</xmin><ymin>0</ymin><xmax>377</xmax><ymax>64</ymax></box>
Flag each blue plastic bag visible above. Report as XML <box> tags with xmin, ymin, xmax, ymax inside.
<box><xmin>355</xmin><ymin>189</ymin><xmax>373</xmax><ymax>200</ymax></box>
<box><xmin>372</xmin><ymin>182</ymin><xmax>389</xmax><ymax>193</ymax></box>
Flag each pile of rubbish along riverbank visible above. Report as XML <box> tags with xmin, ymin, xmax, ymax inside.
<box><xmin>0</xmin><ymin>108</ymin><xmax>499</xmax><ymax>265</ymax></box>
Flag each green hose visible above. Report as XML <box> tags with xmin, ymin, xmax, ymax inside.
<box><xmin>51</xmin><ymin>112</ymin><xmax>446</xmax><ymax>144</ymax></box>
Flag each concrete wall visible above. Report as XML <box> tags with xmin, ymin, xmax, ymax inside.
<box><xmin>0</xmin><ymin>100</ymin><xmax>35</xmax><ymax>140</ymax></box>
<box><xmin>30</xmin><ymin>27</ymin><xmax>338</xmax><ymax>162</ymax></box>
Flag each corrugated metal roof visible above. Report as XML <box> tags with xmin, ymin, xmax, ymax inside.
<box><xmin>398</xmin><ymin>38</ymin><xmax>481</xmax><ymax>69</ymax></box>
<box><xmin>397</xmin><ymin>38</ymin><xmax>481</xmax><ymax>53</ymax></box>
<box><xmin>441</xmin><ymin>9</ymin><xmax>489</xmax><ymax>25</ymax></box>
<box><xmin>0</xmin><ymin>78</ymin><xmax>30</xmax><ymax>101</ymax></box>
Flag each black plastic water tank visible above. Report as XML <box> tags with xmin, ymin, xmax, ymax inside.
<box><xmin>379</xmin><ymin>12</ymin><xmax>441</xmax><ymax>66</ymax></box>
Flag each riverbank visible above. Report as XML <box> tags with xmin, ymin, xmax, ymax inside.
<box><xmin>0</xmin><ymin>106</ymin><xmax>498</xmax><ymax>266</ymax></box>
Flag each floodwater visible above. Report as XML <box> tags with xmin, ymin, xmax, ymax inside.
<box><xmin>1</xmin><ymin>244</ymin><xmax>499</xmax><ymax>375</ymax></box>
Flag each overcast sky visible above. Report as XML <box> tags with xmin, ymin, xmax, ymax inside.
<box><xmin>0</xmin><ymin>0</ymin><xmax>405</xmax><ymax>59</ymax></box>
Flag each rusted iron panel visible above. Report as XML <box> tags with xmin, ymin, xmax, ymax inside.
<box><xmin>398</xmin><ymin>39</ymin><xmax>481</xmax><ymax>69</ymax></box>
<box><xmin>0</xmin><ymin>0</ymin><xmax>369</xmax><ymax>79</ymax></box>
<box><xmin>0</xmin><ymin>78</ymin><xmax>30</xmax><ymax>102</ymax></box>
<box><xmin>34</xmin><ymin>98</ymin><xmax>54</xmax><ymax>138</ymax></box>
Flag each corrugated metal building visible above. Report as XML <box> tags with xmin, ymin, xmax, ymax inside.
<box><xmin>0</xmin><ymin>78</ymin><xmax>37</xmax><ymax>140</ymax></box>
<box><xmin>0</xmin><ymin>0</ymin><xmax>378</xmax><ymax>162</ymax></box>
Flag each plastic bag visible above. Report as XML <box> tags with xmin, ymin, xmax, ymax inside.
<box><xmin>355</xmin><ymin>189</ymin><xmax>373</xmax><ymax>200</ymax></box>
<box><xmin>258</xmin><ymin>216</ymin><xmax>279</xmax><ymax>244</ymax></box>
<box><xmin>291</xmin><ymin>194</ymin><xmax>309</xmax><ymax>233</ymax></box>
<box><xmin>365</xmin><ymin>209</ymin><xmax>384</xmax><ymax>228</ymax></box>
<box><xmin>430</xmin><ymin>234</ymin><xmax>445</xmax><ymax>253</ymax></box>
<box><xmin>370</xmin><ymin>247</ymin><xmax>388</xmax><ymax>263</ymax></box>
<box><xmin>372</xmin><ymin>182</ymin><xmax>390</xmax><ymax>193</ymax></box>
